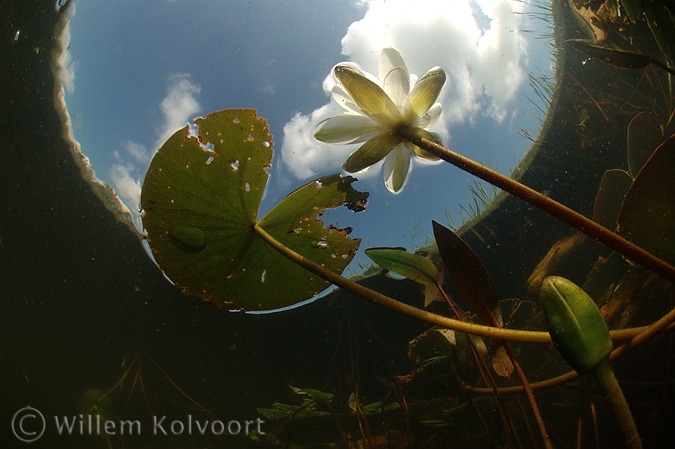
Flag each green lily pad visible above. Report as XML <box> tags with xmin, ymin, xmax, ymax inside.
<box><xmin>627</xmin><ymin>111</ymin><xmax>662</xmax><ymax>178</ymax></box>
<box><xmin>141</xmin><ymin>109</ymin><xmax>367</xmax><ymax>311</ymax></box>
<box><xmin>617</xmin><ymin>134</ymin><xmax>675</xmax><ymax>266</ymax></box>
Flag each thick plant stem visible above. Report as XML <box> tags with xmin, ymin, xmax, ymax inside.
<box><xmin>399</xmin><ymin>130</ymin><xmax>675</xmax><ymax>283</ymax></box>
<box><xmin>591</xmin><ymin>359</ymin><xmax>642</xmax><ymax>449</ymax></box>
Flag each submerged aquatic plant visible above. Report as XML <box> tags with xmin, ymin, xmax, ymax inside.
<box><xmin>313</xmin><ymin>47</ymin><xmax>446</xmax><ymax>193</ymax></box>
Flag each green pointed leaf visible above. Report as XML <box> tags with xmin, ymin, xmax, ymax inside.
<box><xmin>592</xmin><ymin>169</ymin><xmax>633</xmax><ymax>230</ymax></box>
<box><xmin>365</xmin><ymin>247</ymin><xmax>439</xmax><ymax>286</ymax></box>
<box><xmin>292</xmin><ymin>388</ymin><xmax>334</xmax><ymax>412</ymax></box>
<box><xmin>567</xmin><ymin>39</ymin><xmax>653</xmax><ymax>69</ymax></box>
<box><xmin>405</xmin><ymin>66</ymin><xmax>446</xmax><ymax>122</ymax></box>
<box><xmin>342</xmin><ymin>131</ymin><xmax>400</xmax><ymax>173</ymax></box>
<box><xmin>627</xmin><ymin>111</ymin><xmax>662</xmax><ymax>178</ymax></box>
<box><xmin>257</xmin><ymin>400</ymin><xmax>330</xmax><ymax>420</ymax></box>
<box><xmin>432</xmin><ymin>221</ymin><xmax>502</xmax><ymax>327</ymax></box>
<box><xmin>334</xmin><ymin>65</ymin><xmax>403</xmax><ymax>128</ymax></box>
<box><xmin>540</xmin><ymin>276</ymin><xmax>612</xmax><ymax>374</ymax></box>
<box><xmin>617</xmin><ymin>134</ymin><xmax>675</xmax><ymax>265</ymax></box>
<box><xmin>141</xmin><ymin>109</ymin><xmax>366</xmax><ymax>312</ymax></box>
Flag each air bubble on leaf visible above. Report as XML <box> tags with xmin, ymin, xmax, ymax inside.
<box><xmin>261</xmin><ymin>270</ymin><xmax>267</xmax><ymax>283</ymax></box>
<box><xmin>245</xmin><ymin>182</ymin><xmax>251</xmax><ymax>192</ymax></box>
<box><xmin>313</xmin><ymin>241</ymin><xmax>329</xmax><ymax>249</ymax></box>
<box><xmin>230</xmin><ymin>160</ymin><xmax>240</xmax><ymax>171</ymax></box>
<box><xmin>205</xmin><ymin>156</ymin><xmax>214</xmax><ymax>165</ymax></box>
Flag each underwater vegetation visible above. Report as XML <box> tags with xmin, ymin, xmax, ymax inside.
<box><xmin>135</xmin><ymin>1</ymin><xmax>675</xmax><ymax>448</ymax></box>
<box><xmin>48</xmin><ymin>0</ymin><xmax>675</xmax><ymax>448</ymax></box>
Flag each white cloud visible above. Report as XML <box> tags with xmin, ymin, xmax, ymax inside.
<box><xmin>280</xmin><ymin>0</ymin><xmax>528</xmax><ymax>180</ymax></box>
<box><xmin>110</xmin><ymin>163</ymin><xmax>142</xmax><ymax>213</ymax></box>
<box><xmin>111</xmin><ymin>74</ymin><xmax>201</xmax><ymax>225</ymax></box>
<box><xmin>156</xmin><ymin>73</ymin><xmax>201</xmax><ymax>148</ymax></box>
<box><xmin>125</xmin><ymin>141</ymin><xmax>150</xmax><ymax>164</ymax></box>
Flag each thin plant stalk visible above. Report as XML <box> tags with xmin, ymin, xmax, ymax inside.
<box><xmin>398</xmin><ymin>128</ymin><xmax>675</xmax><ymax>283</ymax></box>
<box><xmin>591</xmin><ymin>359</ymin><xmax>642</xmax><ymax>449</ymax></box>
<box><xmin>254</xmin><ymin>222</ymin><xmax>675</xmax><ymax>345</ymax></box>
<box><xmin>437</xmin><ymin>281</ymin><xmax>553</xmax><ymax>449</ymax></box>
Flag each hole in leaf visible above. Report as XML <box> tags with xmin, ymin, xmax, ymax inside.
<box><xmin>230</xmin><ymin>160</ymin><xmax>240</xmax><ymax>171</ymax></box>
<box><xmin>233</xmin><ymin>118</ymin><xmax>240</xmax><ymax>123</ymax></box>
<box><xmin>261</xmin><ymin>270</ymin><xmax>267</xmax><ymax>283</ymax></box>
<box><xmin>247</xmin><ymin>134</ymin><xmax>254</xmax><ymax>141</ymax></box>
<box><xmin>245</xmin><ymin>182</ymin><xmax>251</xmax><ymax>192</ymax></box>
<box><xmin>263</xmin><ymin>141</ymin><xmax>270</xmax><ymax>147</ymax></box>
<box><xmin>315</xmin><ymin>180</ymin><xmax>322</xmax><ymax>188</ymax></box>
<box><xmin>206</xmin><ymin>156</ymin><xmax>214</xmax><ymax>165</ymax></box>
<box><xmin>313</xmin><ymin>241</ymin><xmax>329</xmax><ymax>249</ymax></box>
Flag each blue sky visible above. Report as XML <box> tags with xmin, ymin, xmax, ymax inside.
<box><xmin>58</xmin><ymin>0</ymin><xmax>556</xmax><ymax>284</ymax></box>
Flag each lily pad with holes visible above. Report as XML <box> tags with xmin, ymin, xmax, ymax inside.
<box><xmin>141</xmin><ymin>109</ymin><xmax>367</xmax><ymax>311</ymax></box>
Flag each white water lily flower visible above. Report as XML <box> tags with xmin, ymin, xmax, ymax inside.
<box><xmin>314</xmin><ymin>47</ymin><xmax>446</xmax><ymax>193</ymax></box>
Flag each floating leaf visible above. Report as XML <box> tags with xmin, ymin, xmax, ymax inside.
<box><xmin>592</xmin><ymin>169</ymin><xmax>633</xmax><ymax>230</ymax></box>
<box><xmin>141</xmin><ymin>109</ymin><xmax>367</xmax><ymax>311</ymax></box>
<box><xmin>627</xmin><ymin>111</ymin><xmax>662</xmax><ymax>178</ymax></box>
<box><xmin>540</xmin><ymin>276</ymin><xmax>612</xmax><ymax>374</ymax></box>
<box><xmin>431</xmin><ymin>221</ymin><xmax>502</xmax><ymax>327</ymax></box>
<box><xmin>567</xmin><ymin>39</ymin><xmax>652</xmax><ymax>69</ymax></box>
<box><xmin>365</xmin><ymin>247</ymin><xmax>439</xmax><ymax>286</ymax></box>
<box><xmin>617</xmin><ymin>134</ymin><xmax>675</xmax><ymax>265</ymax></box>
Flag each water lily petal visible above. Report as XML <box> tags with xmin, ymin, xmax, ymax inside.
<box><xmin>383</xmin><ymin>143</ymin><xmax>412</xmax><ymax>193</ymax></box>
<box><xmin>416</xmin><ymin>103</ymin><xmax>442</xmax><ymax>129</ymax></box>
<box><xmin>314</xmin><ymin>115</ymin><xmax>381</xmax><ymax>144</ymax></box>
<box><xmin>408</xmin><ymin>128</ymin><xmax>441</xmax><ymax>161</ymax></box>
<box><xmin>335</xmin><ymin>65</ymin><xmax>403</xmax><ymax>128</ymax></box>
<box><xmin>378</xmin><ymin>47</ymin><xmax>410</xmax><ymax>108</ymax></box>
<box><xmin>342</xmin><ymin>131</ymin><xmax>401</xmax><ymax>173</ymax></box>
<box><xmin>405</xmin><ymin>67</ymin><xmax>446</xmax><ymax>123</ymax></box>
<box><xmin>331</xmin><ymin>84</ymin><xmax>362</xmax><ymax>115</ymax></box>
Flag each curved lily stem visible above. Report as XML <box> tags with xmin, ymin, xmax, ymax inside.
<box><xmin>254</xmin><ymin>223</ymin><xmax>674</xmax><ymax>344</ymax></box>
<box><xmin>398</xmin><ymin>129</ymin><xmax>675</xmax><ymax>283</ymax></box>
